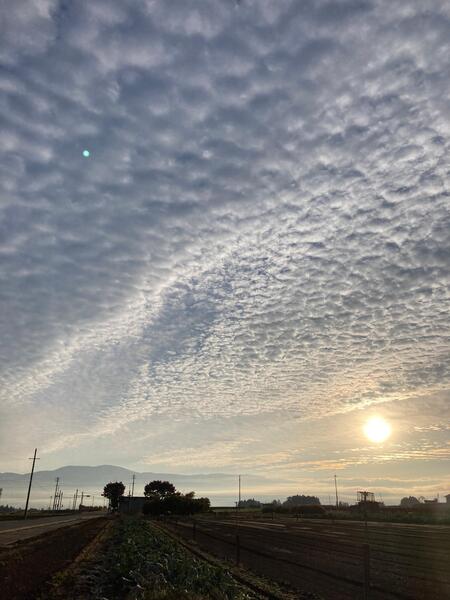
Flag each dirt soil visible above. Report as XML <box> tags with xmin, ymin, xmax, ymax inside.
<box><xmin>46</xmin><ymin>517</ymin><xmax>311</xmax><ymax>600</ymax></box>
<box><xmin>163</xmin><ymin>518</ymin><xmax>450</xmax><ymax>600</ymax></box>
<box><xmin>0</xmin><ymin>516</ymin><xmax>108</xmax><ymax>600</ymax></box>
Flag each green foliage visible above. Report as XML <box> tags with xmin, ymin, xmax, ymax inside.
<box><xmin>107</xmin><ymin>518</ymin><xmax>255</xmax><ymax>599</ymax></box>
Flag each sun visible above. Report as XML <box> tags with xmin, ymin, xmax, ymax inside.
<box><xmin>364</xmin><ymin>417</ymin><xmax>391</xmax><ymax>443</ymax></box>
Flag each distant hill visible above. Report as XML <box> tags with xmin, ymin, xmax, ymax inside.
<box><xmin>0</xmin><ymin>465</ymin><xmax>271</xmax><ymax>508</ymax></box>
<box><xmin>0</xmin><ymin>464</ymin><xmax>263</xmax><ymax>487</ymax></box>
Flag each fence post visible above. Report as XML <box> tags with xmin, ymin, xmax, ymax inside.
<box><xmin>363</xmin><ymin>543</ymin><xmax>370</xmax><ymax>600</ymax></box>
<box><xmin>193</xmin><ymin>520</ymin><xmax>196</xmax><ymax>540</ymax></box>
<box><xmin>236</xmin><ymin>534</ymin><xmax>240</xmax><ymax>566</ymax></box>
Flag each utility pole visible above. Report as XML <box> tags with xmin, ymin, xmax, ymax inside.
<box><xmin>80</xmin><ymin>492</ymin><xmax>90</xmax><ymax>510</ymax></box>
<box><xmin>334</xmin><ymin>474</ymin><xmax>339</xmax><ymax>509</ymax></box>
<box><xmin>52</xmin><ymin>477</ymin><xmax>60</xmax><ymax>510</ymax></box>
<box><xmin>24</xmin><ymin>448</ymin><xmax>40</xmax><ymax>519</ymax></box>
<box><xmin>131</xmin><ymin>474</ymin><xmax>135</xmax><ymax>498</ymax></box>
<box><xmin>236</xmin><ymin>475</ymin><xmax>241</xmax><ymax>528</ymax></box>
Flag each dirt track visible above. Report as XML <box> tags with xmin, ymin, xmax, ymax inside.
<box><xmin>165</xmin><ymin>517</ymin><xmax>450</xmax><ymax>600</ymax></box>
<box><xmin>0</xmin><ymin>516</ymin><xmax>107</xmax><ymax>599</ymax></box>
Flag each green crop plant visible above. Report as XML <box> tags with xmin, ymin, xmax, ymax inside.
<box><xmin>102</xmin><ymin>518</ymin><xmax>256</xmax><ymax>599</ymax></box>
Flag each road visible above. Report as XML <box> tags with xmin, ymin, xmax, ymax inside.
<box><xmin>0</xmin><ymin>513</ymin><xmax>105</xmax><ymax>546</ymax></box>
<box><xmin>170</xmin><ymin>516</ymin><xmax>450</xmax><ymax>600</ymax></box>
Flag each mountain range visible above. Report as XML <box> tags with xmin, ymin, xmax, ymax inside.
<box><xmin>0</xmin><ymin>465</ymin><xmax>276</xmax><ymax>508</ymax></box>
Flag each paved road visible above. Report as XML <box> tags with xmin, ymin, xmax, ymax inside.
<box><xmin>0</xmin><ymin>513</ymin><xmax>105</xmax><ymax>546</ymax></box>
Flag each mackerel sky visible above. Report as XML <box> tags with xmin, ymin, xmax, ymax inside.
<box><xmin>1</xmin><ymin>0</ymin><xmax>449</xmax><ymax>502</ymax></box>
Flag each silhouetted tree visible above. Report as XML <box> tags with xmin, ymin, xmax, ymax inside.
<box><xmin>143</xmin><ymin>490</ymin><xmax>211</xmax><ymax>516</ymax></box>
<box><xmin>102</xmin><ymin>481</ymin><xmax>125</xmax><ymax>511</ymax></box>
<box><xmin>144</xmin><ymin>480</ymin><xmax>176</xmax><ymax>499</ymax></box>
<box><xmin>283</xmin><ymin>494</ymin><xmax>321</xmax><ymax>507</ymax></box>
<box><xmin>400</xmin><ymin>496</ymin><xmax>420</xmax><ymax>508</ymax></box>
<box><xmin>238</xmin><ymin>498</ymin><xmax>261</xmax><ymax>508</ymax></box>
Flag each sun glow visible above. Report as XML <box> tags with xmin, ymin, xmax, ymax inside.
<box><xmin>364</xmin><ymin>417</ymin><xmax>391</xmax><ymax>443</ymax></box>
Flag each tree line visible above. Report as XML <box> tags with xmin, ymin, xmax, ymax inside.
<box><xmin>238</xmin><ymin>494</ymin><xmax>321</xmax><ymax>509</ymax></box>
<box><xmin>102</xmin><ymin>480</ymin><xmax>210</xmax><ymax>515</ymax></box>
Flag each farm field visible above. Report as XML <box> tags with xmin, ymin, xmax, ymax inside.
<box><xmin>0</xmin><ymin>512</ymin><xmax>105</xmax><ymax>546</ymax></box>
<box><xmin>164</xmin><ymin>515</ymin><xmax>450</xmax><ymax>600</ymax></box>
<box><xmin>1</xmin><ymin>516</ymin><xmax>304</xmax><ymax>600</ymax></box>
<box><xmin>0</xmin><ymin>516</ymin><xmax>108</xmax><ymax>599</ymax></box>
<box><xmin>44</xmin><ymin>517</ymin><xmax>303</xmax><ymax>599</ymax></box>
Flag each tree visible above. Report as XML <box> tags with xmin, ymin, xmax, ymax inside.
<box><xmin>144</xmin><ymin>480</ymin><xmax>176</xmax><ymax>499</ymax></box>
<box><xmin>283</xmin><ymin>495</ymin><xmax>321</xmax><ymax>507</ymax></box>
<box><xmin>143</xmin><ymin>492</ymin><xmax>211</xmax><ymax>516</ymax></box>
<box><xmin>400</xmin><ymin>496</ymin><xmax>420</xmax><ymax>508</ymax></box>
<box><xmin>238</xmin><ymin>498</ymin><xmax>261</xmax><ymax>508</ymax></box>
<box><xmin>102</xmin><ymin>481</ymin><xmax>125</xmax><ymax>511</ymax></box>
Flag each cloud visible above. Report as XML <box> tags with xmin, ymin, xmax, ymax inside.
<box><xmin>0</xmin><ymin>0</ymin><xmax>449</xmax><ymax>469</ymax></box>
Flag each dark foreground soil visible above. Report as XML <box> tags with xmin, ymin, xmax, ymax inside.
<box><xmin>0</xmin><ymin>516</ymin><xmax>108</xmax><ymax>600</ymax></box>
<box><xmin>162</xmin><ymin>518</ymin><xmax>450</xmax><ymax>600</ymax></box>
<box><xmin>46</xmin><ymin>516</ymin><xmax>313</xmax><ymax>600</ymax></box>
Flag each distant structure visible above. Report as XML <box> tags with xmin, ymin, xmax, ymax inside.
<box><xmin>357</xmin><ymin>491</ymin><xmax>375</xmax><ymax>504</ymax></box>
<box><xmin>445</xmin><ymin>494</ymin><xmax>450</xmax><ymax>505</ymax></box>
<box><xmin>119</xmin><ymin>496</ymin><xmax>147</xmax><ymax>514</ymax></box>
<box><xmin>356</xmin><ymin>490</ymin><xmax>380</xmax><ymax>512</ymax></box>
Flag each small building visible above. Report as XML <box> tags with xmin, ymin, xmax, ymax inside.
<box><xmin>119</xmin><ymin>496</ymin><xmax>147</xmax><ymax>514</ymax></box>
<box><xmin>445</xmin><ymin>494</ymin><xmax>450</xmax><ymax>505</ymax></box>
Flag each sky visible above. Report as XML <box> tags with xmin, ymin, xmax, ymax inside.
<box><xmin>0</xmin><ymin>0</ymin><xmax>449</xmax><ymax>505</ymax></box>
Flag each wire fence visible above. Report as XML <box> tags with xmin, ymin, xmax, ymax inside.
<box><xmin>163</xmin><ymin>517</ymin><xmax>373</xmax><ymax>600</ymax></box>
<box><xmin>157</xmin><ymin>515</ymin><xmax>450</xmax><ymax>600</ymax></box>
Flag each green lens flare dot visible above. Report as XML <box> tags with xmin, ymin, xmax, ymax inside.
<box><xmin>82</xmin><ymin>150</ymin><xmax>90</xmax><ymax>157</ymax></box>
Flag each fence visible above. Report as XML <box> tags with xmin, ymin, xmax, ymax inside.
<box><xmin>164</xmin><ymin>517</ymin><xmax>373</xmax><ymax>600</ymax></box>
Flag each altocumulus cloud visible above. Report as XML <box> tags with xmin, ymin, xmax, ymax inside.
<box><xmin>0</xmin><ymin>0</ymin><xmax>450</xmax><ymax>463</ymax></box>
